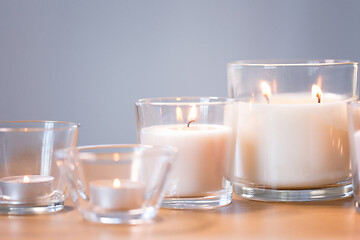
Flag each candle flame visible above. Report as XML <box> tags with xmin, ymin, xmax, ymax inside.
<box><xmin>113</xmin><ymin>178</ymin><xmax>121</xmax><ymax>188</ymax></box>
<box><xmin>260</xmin><ymin>81</ymin><xmax>271</xmax><ymax>103</ymax></box>
<box><xmin>176</xmin><ymin>106</ymin><xmax>183</xmax><ymax>122</ymax></box>
<box><xmin>113</xmin><ymin>153</ymin><xmax>120</xmax><ymax>161</ymax></box>
<box><xmin>188</xmin><ymin>104</ymin><xmax>197</xmax><ymax>122</ymax></box>
<box><xmin>23</xmin><ymin>175</ymin><xmax>30</xmax><ymax>183</ymax></box>
<box><xmin>311</xmin><ymin>84</ymin><xmax>322</xmax><ymax>103</ymax></box>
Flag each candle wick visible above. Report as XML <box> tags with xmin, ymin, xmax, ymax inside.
<box><xmin>264</xmin><ymin>94</ymin><xmax>270</xmax><ymax>104</ymax></box>
<box><xmin>187</xmin><ymin>120</ymin><xmax>195</xmax><ymax>127</ymax></box>
<box><xmin>317</xmin><ymin>94</ymin><xmax>321</xmax><ymax>103</ymax></box>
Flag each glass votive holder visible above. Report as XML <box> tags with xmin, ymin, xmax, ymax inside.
<box><xmin>347</xmin><ymin>101</ymin><xmax>360</xmax><ymax>212</ymax></box>
<box><xmin>228</xmin><ymin>59</ymin><xmax>358</xmax><ymax>202</ymax></box>
<box><xmin>135</xmin><ymin>97</ymin><xmax>237</xmax><ymax>209</ymax></box>
<box><xmin>55</xmin><ymin>144</ymin><xmax>176</xmax><ymax>224</ymax></box>
<box><xmin>0</xmin><ymin>121</ymin><xmax>79</xmax><ymax>214</ymax></box>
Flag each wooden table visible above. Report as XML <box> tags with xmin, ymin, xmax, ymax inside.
<box><xmin>1</xmin><ymin>196</ymin><xmax>360</xmax><ymax>240</ymax></box>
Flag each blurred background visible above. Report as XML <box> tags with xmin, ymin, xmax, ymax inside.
<box><xmin>0</xmin><ymin>0</ymin><xmax>360</xmax><ymax>145</ymax></box>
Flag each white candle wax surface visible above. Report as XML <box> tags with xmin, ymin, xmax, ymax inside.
<box><xmin>140</xmin><ymin>124</ymin><xmax>233</xmax><ymax>197</ymax></box>
<box><xmin>235</xmin><ymin>92</ymin><xmax>351</xmax><ymax>189</ymax></box>
<box><xmin>90</xmin><ymin>179</ymin><xmax>146</xmax><ymax>211</ymax></box>
<box><xmin>0</xmin><ymin>175</ymin><xmax>54</xmax><ymax>201</ymax></box>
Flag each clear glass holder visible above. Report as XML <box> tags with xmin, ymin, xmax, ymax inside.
<box><xmin>56</xmin><ymin>144</ymin><xmax>175</xmax><ymax>224</ymax></box>
<box><xmin>228</xmin><ymin>59</ymin><xmax>358</xmax><ymax>202</ymax></box>
<box><xmin>135</xmin><ymin>97</ymin><xmax>237</xmax><ymax>209</ymax></box>
<box><xmin>0</xmin><ymin>121</ymin><xmax>79</xmax><ymax>214</ymax></box>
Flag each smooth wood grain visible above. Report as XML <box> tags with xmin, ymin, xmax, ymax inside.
<box><xmin>0</xmin><ymin>196</ymin><xmax>359</xmax><ymax>240</ymax></box>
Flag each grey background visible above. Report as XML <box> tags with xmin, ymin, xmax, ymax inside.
<box><xmin>0</xmin><ymin>0</ymin><xmax>359</xmax><ymax>145</ymax></box>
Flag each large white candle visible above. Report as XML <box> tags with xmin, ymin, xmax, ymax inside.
<box><xmin>140</xmin><ymin>124</ymin><xmax>232</xmax><ymax>197</ymax></box>
<box><xmin>0</xmin><ymin>175</ymin><xmax>54</xmax><ymax>201</ymax></box>
<box><xmin>236</xmin><ymin>92</ymin><xmax>350</xmax><ymax>189</ymax></box>
<box><xmin>90</xmin><ymin>179</ymin><xmax>145</xmax><ymax>210</ymax></box>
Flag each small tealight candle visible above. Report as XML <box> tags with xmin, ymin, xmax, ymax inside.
<box><xmin>0</xmin><ymin>175</ymin><xmax>54</xmax><ymax>201</ymax></box>
<box><xmin>90</xmin><ymin>178</ymin><xmax>146</xmax><ymax>211</ymax></box>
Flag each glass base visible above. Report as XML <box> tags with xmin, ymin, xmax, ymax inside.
<box><xmin>234</xmin><ymin>181</ymin><xmax>353</xmax><ymax>202</ymax></box>
<box><xmin>0</xmin><ymin>201</ymin><xmax>64</xmax><ymax>215</ymax></box>
<box><xmin>80</xmin><ymin>207</ymin><xmax>158</xmax><ymax>225</ymax></box>
<box><xmin>161</xmin><ymin>191</ymin><xmax>232</xmax><ymax>209</ymax></box>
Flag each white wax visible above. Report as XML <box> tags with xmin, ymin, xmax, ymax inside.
<box><xmin>140</xmin><ymin>124</ymin><xmax>233</xmax><ymax>197</ymax></box>
<box><xmin>90</xmin><ymin>179</ymin><xmax>145</xmax><ymax>210</ymax></box>
<box><xmin>235</xmin><ymin>93</ymin><xmax>351</xmax><ymax>189</ymax></box>
<box><xmin>0</xmin><ymin>175</ymin><xmax>54</xmax><ymax>201</ymax></box>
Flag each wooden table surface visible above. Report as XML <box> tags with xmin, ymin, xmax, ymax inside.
<box><xmin>1</xmin><ymin>196</ymin><xmax>360</xmax><ymax>240</ymax></box>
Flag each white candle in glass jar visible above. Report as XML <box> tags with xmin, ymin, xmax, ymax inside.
<box><xmin>0</xmin><ymin>175</ymin><xmax>54</xmax><ymax>201</ymax></box>
<box><xmin>90</xmin><ymin>178</ymin><xmax>145</xmax><ymax>210</ymax></box>
<box><xmin>140</xmin><ymin>124</ymin><xmax>232</xmax><ymax>197</ymax></box>
<box><xmin>236</xmin><ymin>92</ymin><xmax>351</xmax><ymax>189</ymax></box>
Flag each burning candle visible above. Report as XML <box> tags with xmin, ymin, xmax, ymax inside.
<box><xmin>312</xmin><ymin>84</ymin><xmax>322</xmax><ymax>103</ymax></box>
<box><xmin>140</xmin><ymin>105</ymin><xmax>233</xmax><ymax>197</ymax></box>
<box><xmin>236</xmin><ymin>83</ymin><xmax>350</xmax><ymax>188</ymax></box>
<box><xmin>0</xmin><ymin>175</ymin><xmax>54</xmax><ymax>201</ymax></box>
<box><xmin>261</xmin><ymin>81</ymin><xmax>271</xmax><ymax>103</ymax></box>
<box><xmin>90</xmin><ymin>178</ymin><xmax>146</xmax><ymax>210</ymax></box>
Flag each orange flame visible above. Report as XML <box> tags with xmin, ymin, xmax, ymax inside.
<box><xmin>113</xmin><ymin>153</ymin><xmax>120</xmax><ymax>162</ymax></box>
<box><xmin>311</xmin><ymin>84</ymin><xmax>322</xmax><ymax>103</ymax></box>
<box><xmin>113</xmin><ymin>178</ymin><xmax>121</xmax><ymax>188</ymax></box>
<box><xmin>188</xmin><ymin>105</ymin><xmax>197</xmax><ymax>122</ymax></box>
<box><xmin>261</xmin><ymin>81</ymin><xmax>271</xmax><ymax>103</ymax></box>
<box><xmin>23</xmin><ymin>175</ymin><xmax>30</xmax><ymax>183</ymax></box>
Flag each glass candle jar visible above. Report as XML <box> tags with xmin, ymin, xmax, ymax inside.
<box><xmin>0</xmin><ymin>121</ymin><xmax>79</xmax><ymax>214</ymax></box>
<box><xmin>228</xmin><ymin>59</ymin><xmax>358</xmax><ymax>202</ymax></box>
<box><xmin>55</xmin><ymin>144</ymin><xmax>175</xmax><ymax>224</ymax></box>
<box><xmin>135</xmin><ymin>97</ymin><xmax>237</xmax><ymax>209</ymax></box>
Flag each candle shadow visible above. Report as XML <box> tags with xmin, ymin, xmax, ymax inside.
<box><xmin>226</xmin><ymin>196</ymin><xmax>353</xmax><ymax>211</ymax></box>
<box><xmin>130</xmin><ymin>197</ymin><xmax>270</xmax><ymax>236</ymax></box>
<box><xmin>282</xmin><ymin>197</ymin><xmax>354</xmax><ymax>208</ymax></box>
<box><xmin>211</xmin><ymin>195</ymin><xmax>354</xmax><ymax>216</ymax></box>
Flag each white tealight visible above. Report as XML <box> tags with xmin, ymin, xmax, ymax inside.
<box><xmin>0</xmin><ymin>175</ymin><xmax>54</xmax><ymax>201</ymax></box>
<box><xmin>90</xmin><ymin>179</ymin><xmax>146</xmax><ymax>211</ymax></box>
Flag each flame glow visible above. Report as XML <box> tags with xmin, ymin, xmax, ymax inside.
<box><xmin>311</xmin><ymin>84</ymin><xmax>322</xmax><ymax>103</ymax></box>
<box><xmin>113</xmin><ymin>178</ymin><xmax>121</xmax><ymax>188</ymax></box>
<box><xmin>176</xmin><ymin>107</ymin><xmax>183</xmax><ymax>122</ymax></box>
<box><xmin>113</xmin><ymin>153</ymin><xmax>120</xmax><ymax>161</ymax></box>
<box><xmin>23</xmin><ymin>175</ymin><xmax>30</xmax><ymax>183</ymax></box>
<box><xmin>188</xmin><ymin>105</ymin><xmax>197</xmax><ymax>121</ymax></box>
<box><xmin>261</xmin><ymin>81</ymin><xmax>271</xmax><ymax>102</ymax></box>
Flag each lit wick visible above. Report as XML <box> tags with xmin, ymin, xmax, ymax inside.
<box><xmin>311</xmin><ymin>84</ymin><xmax>322</xmax><ymax>104</ymax></box>
<box><xmin>187</xmin><ymin>105</ymin><xmax>197</xmax><ymax>128</ymax></box>
<box><xmin>187</xmin><ymin>120</ymin><xmax>195</xmax><ymax>127</ymax></box>
<box><xmin>264</xmin><ymin>94</ymin><xmax>270</xmax><ymax>104</ymax></box>
<box><xmin>261</xmin><ymin>81</ymin><xmax>271</xmax><ymax>104</ymax></box>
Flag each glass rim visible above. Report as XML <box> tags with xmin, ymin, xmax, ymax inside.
<box><xmin>135</xmin><ymin>97</ymin><xmax>238</xmax><ymax>106</ymax></box>
<box><xmin>0</xmin><ymin>121</ymin><xmax>80</xmax><ymax>132</ymax></box>
<box><xmin>228</xmin><ymin>59</ymin><xmax>358</xmax><ymax>67</ymax></box>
